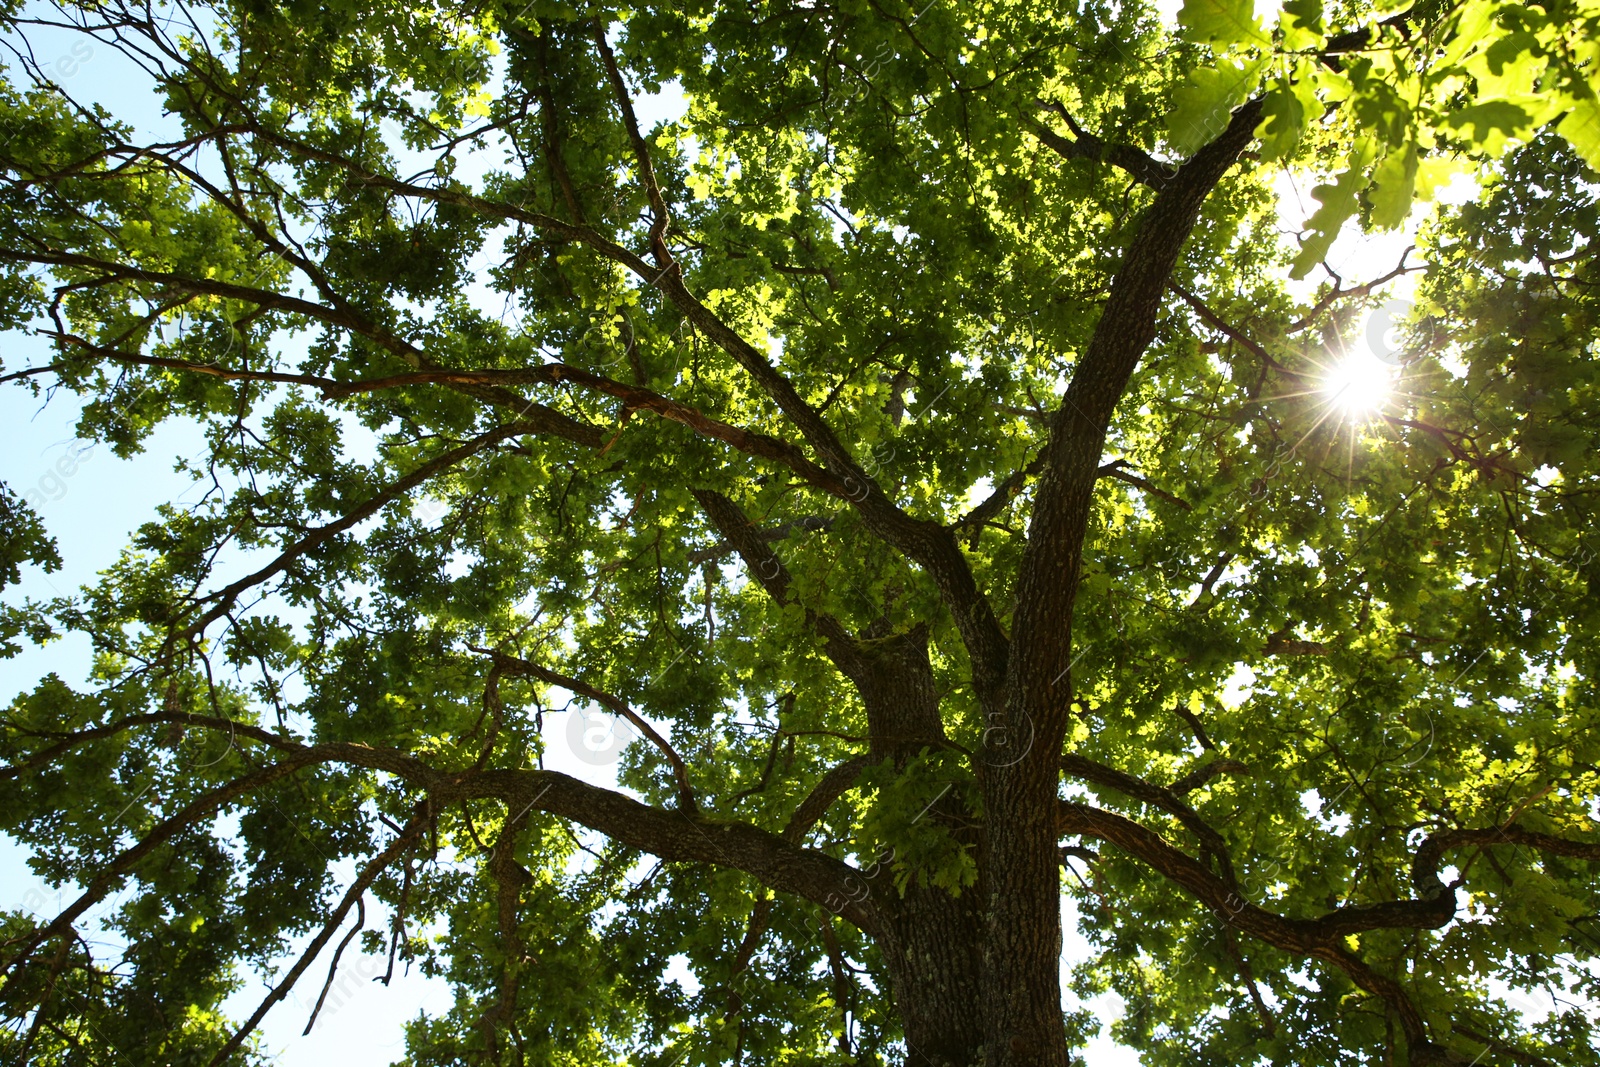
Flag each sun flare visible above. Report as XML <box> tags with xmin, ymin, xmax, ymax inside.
<box><xmin>1323</xmin><ymin>350</ymin><xmax>1396</xmax><ymax>416</ymax></box>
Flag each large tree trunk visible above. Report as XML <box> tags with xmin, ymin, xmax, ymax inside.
<box><xmin>979</xmin><ymin>682</ymin><xmax>1072</xmax><ymax>1067</ymax></box>
<box><xmin>880</xmin><ymin>878</ymin><xmax>987</xmax><ymax>1066</ymax></box>
<box><xmin>859</xmin><ymin>627</ymin><xmax>990</xmax><ymax>1066</ymax></box>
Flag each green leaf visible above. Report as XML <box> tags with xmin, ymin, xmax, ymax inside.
<box><xmin>1437</xmin><ymin>0</ymin><xmax>1506</xmax><ymax>68</ymax></box>
<box><xmin>1169</xmin><ymin>57</ymin><xmax>1270</xmax><ymax>154</ymax></box>
<box><xmin>1443</xmin><ymin>99</ymin><xmax>1537</xmax><ymax>157</ymax></box>
<box><xmin>1557</xmin><ymin>98</ymin><xmax>1600</xmax><ymax>172</ymax></box>
<box><xmin>1178</xmin><ymin>0</ymin><xmax>1272</xmax><ymax>48</ymax></box>
<box><xmin>0</xmin><ymin>482</ymin><xmax>62</xmax><ymax>590</ymax></box>
<box><xmin>1368</xmin><ymin>141</ymin><xmax>1418</xmax><ymax>228</ymax></box>
<box><xmin>1277</xmin><ymin>0</ymin><xmax>1325</xmax><ymax>49</ymax></box>
<box><xmin>1256</xmin><ymin>69</ymin><xmax>1322</xmax><ymax>162</ymax></box>
<box><xmin>1290</xmin><ymin>137</ymin><xmax>1378</xmax><ymax>277</ymax></box>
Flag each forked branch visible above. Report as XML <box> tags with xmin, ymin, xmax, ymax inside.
<box><xmin>209</xmin><ymin>809</ymin><xmax>429</xmax><ymax>1066</ymax></box>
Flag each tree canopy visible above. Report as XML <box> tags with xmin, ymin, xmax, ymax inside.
<box><xmin>2</xmin><ymin>0</ymin><xmax>1600</xmax><ymax>1064</ymax></box>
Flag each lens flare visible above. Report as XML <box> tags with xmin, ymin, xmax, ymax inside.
<box><xmin>1323</xmin><ymin>349</ymin><xmax>1395</xmax><ymax>415</ymax></box>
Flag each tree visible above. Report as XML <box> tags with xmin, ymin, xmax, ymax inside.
<box><xmin>1</xmin><ymin>0</ymin><xmax>1598</xmax><ymax>1063</ymax></box>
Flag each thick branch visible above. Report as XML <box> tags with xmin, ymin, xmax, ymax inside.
<box><xmin>1413</xmin><ymin>825</ymin><xmax>1600</xmax><ymax>897</ymax></box>
<box><xmin>1009</xmin><ymin>96</ymin><xmax>1266</xmax><ymax>743</ymax></box>
<box><xmin>480</xmin><ymin>648</ymin><xmax>699</xmax><ymax>812</ymax></box>
<box><xmin>1061</xmin><ymin>754</ymin><xmax>1237</xmax><ymax>887</ymax></box>
<box><xmin>784</xmin><ymin>756</ymin><xmax>871</xmax><ymax>843</ymax></box>
<box><xmin>1057</xmin><ymin>807</ymin><xmax>1600</xmax><ymax>1052</ymax></box>
<box><xmin>1</xmin><ymin>713</ymin><xmax>888</xmax><ymax>937</ymax></box>
<box><xmin>1053</xmin><ymin>798</ymin><xmax>1493</xmax><ymax>943</ymax></box>
<box><xmin>460</xmin><ymin>768</ymin><xmax>887</xmax><ymax>936</ymax></box>
<box><xmin>692</xmin><ymin>488</ymin><xmax>869</xmax><ymax>681</ymax></box>
<box><xmin>1028</xmin><ymin>103</ymin><xmax>1175</xmax><ymax>190</ymax></box>
<box><xmin>659</xmin><ymin>271</ymin><xmax>1009</xmax><ymax>703</ymax></box>
<box><xmin>1055</xmin><ymin>799</ymin><xmax>1442</xmax><ymax>1046</ymax></box>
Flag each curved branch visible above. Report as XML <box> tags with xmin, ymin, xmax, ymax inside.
<box><xmin>1413</xmin><ymin>825</ymin><xmax>1600</xmax><ymax>896</ymax></box>
<box><xmin>2</xmin><ymin>712</ymin><xmax>889</xmax><ymax>937</ymax></box>
<box><xmin>180</xmin><ymin>419</ymin><xmax>545</xmax><ymax>642</ymax></box>
<box><xmin>1055</xmin><ymin>798</ymin><xmax>1442</xmax><ymax>1047</ymax></box>
<box><xmin>1286</xmin><ymin>248</ymin><xmax>1419</xmax><ymax>333</ymax></box>
<box><xmin>1056</xmin><ymin>799</ymin><xmax>1465</xmax><ymax>946</ymax></box>
<box><xmin>302</xmin><ymin>897</ymin><xmax>367</xmax><ymax>1035</ymax></box>
<box><xmin>1168</xmin><ymin>758</ymin><xmax>1252</xmax><ymax>796</ymax></box>
<box><xmin>478</xmin><ymin>647</ymin><xmax>699</xmax><ymax>813</ymax></box>
<box><xmin>209</xmin><ymin>809</ymin><xmax>428</xmax><ymax>1066</ymax></box>
<box><xmin>1062</xmin><ymin>754</ymin><xmax>1238</xmax><ymax>887</ymax></box>
<box><xmin>1058</xmin><ymin>806</ymin><xmax>1600</xmax><ymax>1055</ymax></box>
<box><xmin>1027</xmin><ymin>103</ymin><xmax>1175</xmax><ymax>190</ymax></box>
<box><xmin>784</xmin><ymin>756</ymin><xmax>871</xmax><ymax>843</ymax></box>
<box><xmin>459</xmin><ymin>768</ymin><xmax>888</xmax><ymax>937</ymax></box>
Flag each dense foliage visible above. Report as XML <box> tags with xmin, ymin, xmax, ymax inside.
<box><xmin>2</xmin><ymin>0</ymin><xmax>1599</xmax><ymax>1064</ymax></box>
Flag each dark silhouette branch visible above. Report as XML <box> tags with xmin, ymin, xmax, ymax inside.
<box><xmin>1059</xmin><ymin>801</ymin><xmax>1600</xmax><ymax>1056</ymax></box>
<box><xmin>591</xmin><ymin>19</ymin><xmax>671</xmax><ymax>259</ymax></box>
<box><xmin>1097</xmin><ymin>459</ymin><xmax>1193</xmax><ymax>511</ymax></box>
<box><xmin>1028</xmin><ymin>102</ymin><xmax>1176</xmax><ymax>190</ymax></box>
<box><xmin>1168</xmin><ymin>758</ymin><xmax>1252</xmax><ymax>796</ymax></box>
<box><xmin>213</xmin><ymin>810</ymin><xmax>428</xmax><ymax>1065</ymax></box>
<box><xmin>477</xmin><ymin>647</ymin><xmax>700</xmax><ymax>813</ymax></box>
<box><xmin>180</xmin><ymin>420</ymin><xmax>546</xmax><ymax>641</ymax></box>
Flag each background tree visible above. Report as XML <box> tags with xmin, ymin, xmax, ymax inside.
<box><xmin>2</xmin><ymin>0</ymin><xmax>1599</xmax><ymax>1065</ymax></box>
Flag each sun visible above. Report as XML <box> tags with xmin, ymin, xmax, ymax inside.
<box><xmin>1323</xmin><ymin>348</ymin><xmax>1396</xmax><ymax>416</ymax></box>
